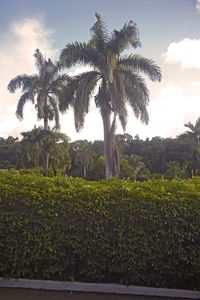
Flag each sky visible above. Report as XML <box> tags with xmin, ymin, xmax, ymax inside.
<box><xmin>1</xmin><ymin>0</ymin><xmax>200</xmax><ymax>141</ymax></box>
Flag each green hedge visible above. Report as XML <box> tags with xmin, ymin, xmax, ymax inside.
<box><xmin>0</xmin><ymin>172</ymin><xmax>200</xmax><ymax>290</ymax></box>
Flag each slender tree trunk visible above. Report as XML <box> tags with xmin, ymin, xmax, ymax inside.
<box><xmin>109</xmin><ymin>113</ymin><xmax>120</xmax><ymax>178</ymax></box>
<box><xmin>102</xmin><ymin>111</ymin><xmax>119</xmax><ymax>179</ymax></box>
<box><xmin>53</xmin><ymin>165</ymin><xmax>57</xmax><ymax>177</ymax></box>
<box><xmin>102</xmin><ymin>111</ymin><xmax>112</xmax><ymax>179</ymax></box>
<box><xmin>43</xmin><ymin>115</ymin><xmax>49</xmax><ymax>176</ymax></box>
<box><xmin>197</xmin><ymin>136</ymin><xmax>200</xmax><ymax>156</ymax></box>
<box><xmin>83</xmin><ymin>163</ymin><xmax>87</xmax><ymax>178</ymax></box>
<box><xmin>36</xmin><ymin>142</ymin><xmax>40</xmax><ymax>175</ymax></box>
<box><xmin>44</xmin><ymin>150</ymin><xmax>49</xmax><ymax>176</ymax></box>
<box><xmin>44</xmin><ymin>116</ymin><xmax>48</xmax><ymax>131</ymax></box>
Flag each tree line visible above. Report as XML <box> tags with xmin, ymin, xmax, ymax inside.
<box><xmin>6</xmin><ymin>13</ymin><xmax>161</xmax><ymax>179</ymax></box>
<box><xmin>1</xmin><ymin>121</ymin><xmax>200</xmax><ymax>180</ymax></box>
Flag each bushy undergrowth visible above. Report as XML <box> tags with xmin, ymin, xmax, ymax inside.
<box><xmin>0</xmin><ymin>172</ymin><xmax>200</xmax><ymax>290</ymax></box>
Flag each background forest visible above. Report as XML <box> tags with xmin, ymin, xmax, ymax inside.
<box><xmin>1</xmin><ymin>127</ymin><xmax>200</xmax><ymax>180</ymax></box>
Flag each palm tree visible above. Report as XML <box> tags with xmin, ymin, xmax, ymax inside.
<box><xmin>120</xmin><ymin>154</ymin><xmax>150</xmax><ymax>180</ymax></box>
<box><xmin>128</xmin><ymin>154</ymin><xmax>150</xmax><ymax>181</ymax></box>
<box><xmin>59</xmin><ymin>13</ymin><xmax>161</xmax><ymax>179</ymax></box>
<box><xmin>8</xmin><ymin>49</ymin><xmax>69</xmax><ymax>175</ymax></box>
<box><xmin>184</xmin><ymin>118</ymin><xmax>200</xmax><ymax>148</ymax></box>
<box><xmin>42</xmin><ymin>130</ymin><xmax>70</xmax><ymax>176</ymax></box>
<box><xmin>74</xmin><ymin>140</ymin><xmax>95</xmax><ymax>178</ymax></box>
<box><xmin>20</xmin><ymin>126</ymin><xmax>44</xmax><ymax>173</ymax></box>
<box><xmin>20</xmin><ymin>126</ymin><xmax>69</xmax><ymax>175</ymax></box>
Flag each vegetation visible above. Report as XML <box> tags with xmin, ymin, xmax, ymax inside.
<box><xmin>0</xmin><ymin>173</ymin><xmax>199</xmax><ymax>290</ymax></box>
<box><xmin>0</xmin><ymin>131</ymin><xmax>199</xmax><ymax>180</ymax></box>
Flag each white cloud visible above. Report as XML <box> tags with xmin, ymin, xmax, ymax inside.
<box><xmin>123</xmin><ymin>85</ymin><xmax>200</xmax><ymax>139</ymax></box>
<box><xmin>0</xmin><ymin>18</ymin><xmax>57</xmax><ymax>138</ymax></box>
<box><xmin>163</xmin><ymin>38</ymin><xmax>200</xmax><ymax>69</ymax></box>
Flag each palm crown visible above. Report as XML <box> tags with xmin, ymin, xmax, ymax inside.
<box><xmin>184</xmin><ymin>117</ymin><xmax>200</xmax><ymax>148</ymax></box>
<box><xmin>60</xmin><ymin>13</ymin><xmax>161</xmax><ymax>130</ymax></box>
<box><xmin>8</xmin><ymin>49</ymin><xmax>68</xmax><ymax>131</ymax></box>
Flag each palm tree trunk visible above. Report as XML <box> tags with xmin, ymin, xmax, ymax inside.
<box><xmin>102</xmin><ymin>111</ymin><xmax>112</xmax><ymax>179</ymax></box>
<box><xmin>44</xmin><ymin>115</ymin><xmax>48</xmax><ymax>131</ymax></box>
<box><xmin>44</xmin><ymin>151</ymin><xmax>49</xmax><ymax>176</ymax></box>
<box><xmin>83</xmin><ymin>163</ymin><xmax>87</xmax><ymax>178</ymax></box>
<box><xmin>36</xmin><ymin>142</ymin><xmax>40</xmax><ymax>175</ymax></box>
<box><xmin>102</xmin><ymin>111</ymin><xmax>119</xmax><ymax>179</ymax></box>
<box><xmin>43</xmin><ymin>115</ymin><xmax>49</xmax><ymax>176</ymax></box>
<box><xmin>109</xmin><ymin>113</ymin><xmax>120</xmax><ymax>178</ymax></box>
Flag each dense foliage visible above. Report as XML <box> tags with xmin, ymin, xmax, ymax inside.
<box><xmin>0</xmin><ymin>132</ymin><xmax>199</xmax><ymax>180</ymax></box>
<box><xmin>0</xmin><ymin>173</ymin><xmax>200</xmax><ymax>289</ymax></box>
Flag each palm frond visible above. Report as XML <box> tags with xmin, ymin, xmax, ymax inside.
<box><xmin>195</xmin><ymin>117</ymin><xmax>200</xmax><ymax>132</ymax></box>
<box><xmin>49</xmin><ymin>74</ymin><xmax>70</xmax><ymax>103</ymax></box>
<box><xmin>7</xmin><ymin>74</ymin><xmax>38</xmax><ymax>93</ymax></box>
<box><xmin>60</xmin><ymin>42</ymin><xmax>104</xmax><ymax>69</ymax></box>
<box><xmin>16</xmin><ymin>92</ymin><xmax>34</xmax><ymax>120</ymax></box>
<box><xmin>59</xmin><ymin>80</ymin><xmax>75</xmax><ymax>112</ymax></box>
<box><xmin>34</xmin><ymin>49</ymin><xmax>46</xmax><ymax>73</ymax></box>
<box><xmin>89</xmin><ymin>13</ymin><xmax>108</xmax><ymax>51</ymax></box>
<box><xmin>50</xmin><ymin>74</ymin><xmax>69</xmax><ymax>90</ymax></box>
<box><xmin>113</xmin><ymin>72</ymin><xmax>128</xmax><ymax>130</ymax></box>
<box><xmin>120</xmin><ymin>69</ymin><xmax>149</xmax><ymax>124</ymax></box>
<box><xmin>118</xmin><ymin>54</ymin><xmax>162</xmax><ymax>82</ymax></box>
<box><xmin>72</xmin><ymin>71</ymin><xmax>100</xmax><ymax>131</ymax></box>
<box><xmin>73</xmin><ymin>104</ymin><xmax>85</xmax><ymax>132</ymax></box>
<box><xmin>107</xmin><ymin>20</ymin><xmax>141</xmax><ymax>55</ymax></box>
<box><xmin>184</xmin><ymin>122</ymin><xmax>195</xmax><ymax>133</ymax></box>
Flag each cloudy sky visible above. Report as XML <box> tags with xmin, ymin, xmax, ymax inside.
<box><xmin>1</xmin><ymin>0</ymin><xmax>200</xmax><ymax>141</ymax></box>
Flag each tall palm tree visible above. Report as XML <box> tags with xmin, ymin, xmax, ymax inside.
<box><xmin>8</xmin><ymin>49</ymin><xmax>69</xmax><ymax>175</ymax></box>
<box><xmin>60</xmin><ymin>13</ymin><xmax>161</xmax><ymax>179</ymax></box>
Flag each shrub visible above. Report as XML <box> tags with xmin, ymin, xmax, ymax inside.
<box><xmin>0</xmin><ymin>173</ymin><xmax>200</xmax><ymax>290</ymax></box>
